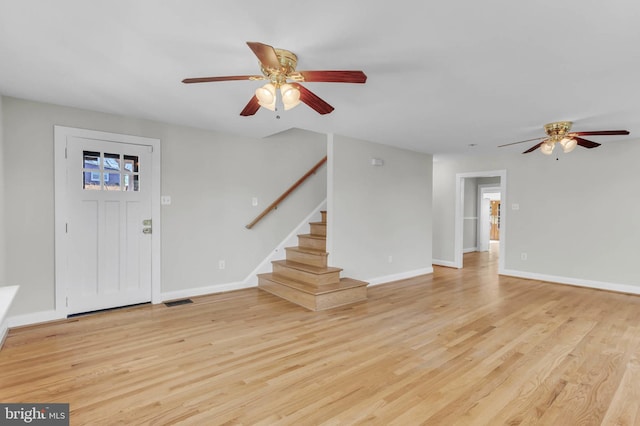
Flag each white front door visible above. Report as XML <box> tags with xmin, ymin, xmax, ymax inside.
<box><xmin>61</xmin><ymin>135</ymin><xmax>154</xmax><ymax>314</ymax></box>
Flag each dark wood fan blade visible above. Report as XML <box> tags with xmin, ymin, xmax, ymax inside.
<box><xmin>293</xmin><ymin>83</ymin><xmax>334</xmax><ymax>115</ymax></box>
<box><xmin>240</xmin><ymin>95</ymin><xmax>260</xmax><ymax>116</ymax></box>
<box><xmin>246</xmin><ymin>41</ymin><xmax>281</xmax><ymax>69</ymax></box>
<box><xmin>297</xmin><ymin>70</ymin><xmax>367</xmax><ymax>83</ymax></box>
<box><xmin>571</xmin><ymin>130</ymin><xmax>629</xmax><ymax>136</ymax></box>
<box><xmin>523</xmin><ymin>141</ymin><xmax>545</xmax><ymax>154</ymax></box>
<box><xmin>498</xmin><ymin>136</ymin><xmax>546</xmax><ymax>148</ymax></box>
<box><xmin>574</xmin><ymin>137</ymin><xmax>601</xmax><ymax>149</ymax></box>
<box><xmin>182</xmin><ymin>75</ymin><xmax>263</xmax><ymax>84</ymax></box>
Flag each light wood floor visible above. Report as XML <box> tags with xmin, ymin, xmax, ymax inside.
<box><xmin>3</xmin><ymin>248</ymin><xmax>640</xmax><ymax>425</ymax></box>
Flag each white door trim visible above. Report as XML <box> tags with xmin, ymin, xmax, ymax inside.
<box><xmin>454</xmin><ymin>170</ymin><xmax>506</xmax><ymax>273</ymax></box>
<box><xmin>54</xmin><ymin>126</ymin><xmax>162</xmax><ymax>316</ymax></box>
<box><xmin>326</xmin><ymin>133</ymin><xmax>334</xmax><ymax>257</ymax></box>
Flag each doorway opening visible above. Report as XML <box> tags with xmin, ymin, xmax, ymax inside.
<box><xmin>478</xmin><ymin>185</ymin><xmax>501</xmax><ymax>251</ymax></box>
<box><xmin>454</xmin><ymin>170</ymin><xmax>506</xmax><ymax>273</ymax></box>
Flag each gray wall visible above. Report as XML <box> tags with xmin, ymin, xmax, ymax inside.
<box><xmin>2</xmin><ymin>96</ymin><xmax>327</xmax><ymax>316</ymax></box>
<box><xmin>433</xmin><ymin>142</ymin><xmax>640</xmax><ymax>287</ymax></box>
<box><xmin>331</xmin><ymin>135</ymin><xmax>432</xmax><ymax>282</ymax></box>
<box><xmin>0</xmin><ymin>96</ymin><xmax>5</xmax><ymax>287</ymax></box>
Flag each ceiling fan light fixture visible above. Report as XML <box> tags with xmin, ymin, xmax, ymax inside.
<box><xmin>183</xmin><ymin>42</ymin><xmax>367</xmax><ymax>116</ymax></box>
<box><xmin>559</xmin><ymin>137</ymin><xmax>577</xmax><ymax>153</ymax></box>
<box><xmin>280</xmin><ymin>83</ymin><xmax>301</xmax><ymax>110</ymax></box>
<box><xmin>540</xmin><ymin>140</ymin><xmax>554</xmax><ymax>155</ymax></box>
<box><xmin>500</xmin><ymin>120</ymin><xmax>630</xmax><ymax>154</ymax></box>
<box><xmin>256</xmin><ymin>83</ymin><xmax>276</xmax><ymax>111</ymax></box>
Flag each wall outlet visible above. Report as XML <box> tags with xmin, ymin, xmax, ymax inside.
<box><xmin>161</xmin><ymin>195</ymin><xmax>172</xmax><ymax>205</ymax></box>
<box><xmin>218</xmin><ymin>260</ymin><xmax>226</xmax><ymax>270</ymax></box>
<box><xmin>512</xmin><ymin>203</ymin><xmax>520</xmax><ymax>210</ymax></box>
<box><xmin>521</xmin><ymin>253</ymin><xmax>527</xmax><ymax>261</ymax></box>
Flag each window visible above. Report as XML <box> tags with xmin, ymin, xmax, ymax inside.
<box><xmin>83</xmin><ymin>151</ymin><xmax>139</xmax><ymax>191</ymax></box>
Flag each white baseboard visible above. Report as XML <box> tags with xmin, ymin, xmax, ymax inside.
<box><xmin>242</xmin><ymin>199</ymin><xmax>326</xmax><ymax>286</ymax></box>
<box><xmin>0</xmin><ymin>319</ymin><xmax>9</xmax><ymax>349</ymax></box>
<box><xmin>160</xmin><ymin>281</ymin><xmax>252</xmax><ymax>302</ymax></box>
<box><xmin>500</xmin><ymin>269</ymin><xmax>640</xmax><ymax>296</ymax></box>
<box><xmin>7</xmin><ymin>309</ymin><xmax>66</xmax><ymax>329</ymax></box>
<box><xmin>463</xmin><ymin>247</ymin><xmax>477</xmax><ymax>254</ymax></box>
<box><xmin>432</xmin><ymin>259</ymin><xmax>458</xmax><ymax>268</ymax></box>
<box><xmin>1</xmin><ymin>286</ymin><xmax>20</xmax><ymax>349</ymax></box>
<box><xmin>366</xmin><ymin>267</ymin><xmax>434</xmax><ymax>287</ymax></box>
<box><xmin>5</xmin><ymin>284</ymin><xmax>258</xmax><ymax>331</ymax></box>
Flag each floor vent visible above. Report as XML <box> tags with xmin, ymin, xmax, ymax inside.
<box><xmin>164</xmin><ymin>299</ymin><xmax>193</xmax><ymax>307</ymax></box>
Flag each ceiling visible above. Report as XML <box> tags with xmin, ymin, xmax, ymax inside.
<box><xmin>1</xmin><ymin>0</ymin><xmax>639</xmax><ymax>155</ymax></box>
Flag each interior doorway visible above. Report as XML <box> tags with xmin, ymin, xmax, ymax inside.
<box><xmin>454</xmin><ymin>170</ymin><xmax>506</xmax><ymax>273</ymax></box>
<box><xmin>477</xmin><ymin>185</ymin><xmax>501</xmax><ymax>252</ymax></box>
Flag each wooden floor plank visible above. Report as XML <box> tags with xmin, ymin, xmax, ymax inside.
<box><xmin>3</xmin><ymin>245</ymin><xmax>640</xmax><ymax>424</ymax></box>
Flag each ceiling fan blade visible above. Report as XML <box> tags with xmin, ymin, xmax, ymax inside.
<box><xmin>574</xmin><ymin>137</ymin><xmax>601</xmax><ymax>149</ymax></box>
<box><xmin>296</xmin><ymin>70</ymin><xmax>367</xmax><ymax>83</ymax></box>
<box><xmin>246</xmin><ymin>41</ymin><xmax>281</xmax><ymax>69</ymax></box>
<box><xmin>240</xmin><ymin>95</ymin><xmax>260</xmax><ymax>116</ymax></box>
<box><xmin>182</xmin><ymin>75</ymin><xmax>263</xmax><ymax>84</ymax></box>
<box><xmin>293</xmin><ymin>83</ymin><xmax>334</xmax><ymax>115</ymax></box>
<box><xmin>571</xmin><ymin>130</ymin><xmax>630</xmax><ymax>136</ymax></box>
<box><xmin>522</xmin><ymin>141</ymin><xmax>545</xmax><ymax>154</ymax></box>
<box><xmin>498</xmin><ymin>136</ymin><xmax>546</xmax><ymax>148</ymax></box>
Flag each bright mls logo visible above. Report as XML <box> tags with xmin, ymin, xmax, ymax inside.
<box><xmin>0</xmin><ymin>404</ymin><xmax>69</xmax><ymax>425</ymax></box>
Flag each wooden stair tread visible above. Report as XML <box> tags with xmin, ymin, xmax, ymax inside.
<box><xmin>285</xmin><ymin>246</ymin><xmax>328</xmax><ymax>256</ymax></box>
<box><xmin>298</xmin><ymin>233</ymin><xmax>326</xmax><ymax>240</ymax></box>
<box><xmin>259</xmin><ymin>273</ymin><xmax>367</xmax><ymax>295</ymax></box>
<box><xmin>258</xmin><ymin>210</ymin><xmax>367</xmax><ymax>310</ymax></box>
<box><xmin>337</xmin><ymin>277</ymin><xmax>369</xmax><ymax>287</ymax></box>
<box><xmin>272</xmin><ymin>260</ymin><xmax>341</xmax><ymax>275</ymax></box>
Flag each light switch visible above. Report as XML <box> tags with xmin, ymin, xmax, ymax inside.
<box><xmin>252</xmin><ymin>197</ymin><xmax>258</xmax><ymax>207</ymax></box>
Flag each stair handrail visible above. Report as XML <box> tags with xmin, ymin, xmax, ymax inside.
<box><xmin>245</xmin><ymin>156</ymin><xmax>327</xmax><ymax>229</ymax></box>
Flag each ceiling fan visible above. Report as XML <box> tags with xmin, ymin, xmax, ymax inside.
<box><xmin>182</xmin><ymin>41</ymin><xmax>367</xmax><ymax>116</ymax></box>
<box><xmin>499</xmin><ymin>121</ymin><xmax>630</xmax><ymax>155</ymax></box>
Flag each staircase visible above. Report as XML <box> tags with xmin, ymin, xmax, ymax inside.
<box><xmin>258</xmin><ymin>211</ymin><xmax>368</xmax><ymax>311</ymax></box>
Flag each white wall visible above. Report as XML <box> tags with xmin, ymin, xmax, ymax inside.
<box><xmin>433</xmin><ymin>141</ymin><xmax>640</xmax><ymax>289</ymax></box>
<box><xmin>160</xmin><ymin>127</ymin><xmax>327</xmax><ymax>294</ymax></box>
<box><xmin>0</xmin><ymin>95</ymin><xmax>5</xmax><ymax>287</ymax></box>
<box><xmin>2</xmin><ymin>96</ymin><xmax>327</xmax><ymax>317</ymax></box>
<box><xmin>463</xmin><ymin>177</ymin><xmax>478</xmax><ymax>251</ymax></box>
<box><xmin>331</xmin><ymin>135</ymin><xmax>433</xmax><ymax>284</ymax></box>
